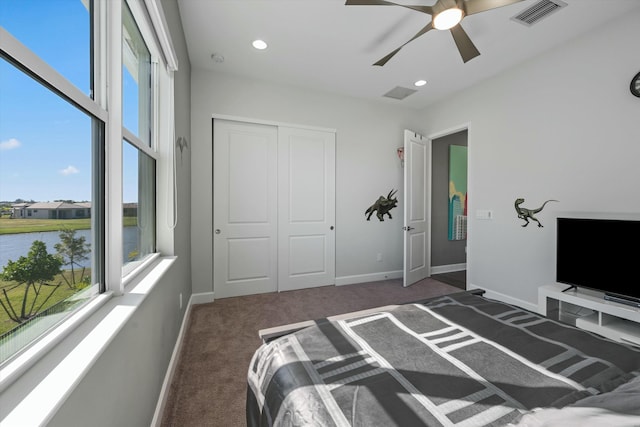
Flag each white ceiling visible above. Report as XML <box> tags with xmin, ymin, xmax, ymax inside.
<box><xmin>176</xmin><ymin>0</ymin><xmax>640</xmax><ymax>109</ymax></box>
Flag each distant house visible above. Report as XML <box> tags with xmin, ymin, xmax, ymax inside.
<box><xmin>9</xmin><ymin>202</ymin><xmax>139</xmax><ymax>219</ymax></box>
<box><xmin>123</xmin><ymin>203</ymin><xmax>138</xmax><ymax>217</ymax></box>
<box><xmin>15</xmin><ymin>202</ymin><xmax>91</xmax><ymax>219</ymax></box>
<box><xmin>10</xmin><ymin>203</ymin><xmax>30</xmax><ymax>219</ymax></box>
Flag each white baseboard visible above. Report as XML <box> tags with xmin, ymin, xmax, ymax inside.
<box><xmin>335</xmin><ymin>270</ymin><xmax>403</xmax><ymax>286</ymax></box>
<box><xmin>151</xmin><ymin>294</ymin><xmax>197</xmax><ymax>426</ymax></box>
<box><xmin>467</xmin><ymin>283</ymin><xmax>537</xmax><ymax>312</ymax></box>
<box><xmin>430</xmin><ymin>263</ymin><xmax>466</xmax><ymax>275</ymax></box>
<box><xmin>190</xmin><ymin>291</ymin><xmax>215</xmax><ymax>305</ymax></box>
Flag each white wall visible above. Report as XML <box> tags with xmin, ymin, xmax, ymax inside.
<box><xmin>190</xmin><ymin>72</ymin><xmax>422</xmax><ymax>295</ymax></box>
<box><xmin>417</xmin><ymin>9</ymin><xmax>640</xmax><ymax>307</ymax></box>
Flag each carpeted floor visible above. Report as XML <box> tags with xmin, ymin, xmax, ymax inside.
<box><xmin>430</xmin><ymin>270</ymin><xmax>466</xmax><ymax>290</ymax></box>
<box><xmin>160</xmin><ymin>277</ymin><xmax>461</xmax><ymax>426</ymax></box>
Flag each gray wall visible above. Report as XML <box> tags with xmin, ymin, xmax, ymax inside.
<box><xmin>190</xmin><ymin>71</ymin><xmax>423</xmax><ymax>295</ymax></box>
<box><xmin>431</xmin><ymin>130</ymin><xmax>467</xmax><ymax>267</ymax></box>
<box><xmin>48</xmin><ymin>261</ymin><xmax>188</xmax><ymax>427</ymax></box>
<box><xmin>416</xmin><ymin>8</ymin><xmax>640</xmax><ymax>308</ymax></box>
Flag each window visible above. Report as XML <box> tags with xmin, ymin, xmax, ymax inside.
<box><xmin>123</xmin><ymin>140</ymin><xmax>156</xmax><ymax>272</ymax></box>
<box><xmin>0</xmin><ymin>0</ymin><xmax>92</xmax><ymax>96</ymax></box>
<box><xmin>122</xmin><ymin>0</ymin><xmax>157</xmax><ymax>274</ymax></box>
<box><xmin>122</xmin><ymin>1</ymin><xmax>151</xmax><ymax>146</ymax></box>
<box><xmin>0</xmin><ymin>0</ymin><xmax>169</xmax><ymax>366</ymax></box>
<box><xmin>0</xmin><ymin>1</ymin><xmax>100</xmax><ymax>365</ymax></box>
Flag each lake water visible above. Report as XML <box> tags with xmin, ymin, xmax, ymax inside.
<box><xmin>0</xmin><ymin>227</ymin><xmax>138</xmax><ymax>269</ymax></box>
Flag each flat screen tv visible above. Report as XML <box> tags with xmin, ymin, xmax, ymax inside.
<box><xmin>556</xmin><ymin>217</ymin><xmax>640</xmax><ymax>307</ymax></box>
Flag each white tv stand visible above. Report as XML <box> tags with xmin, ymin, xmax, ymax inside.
<box><xmin>538</xmin><ymin>283</ymin><xmax>640</xmax><ymax>346</ymax></box>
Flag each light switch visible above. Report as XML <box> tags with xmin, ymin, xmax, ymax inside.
<box><xmin>476</xmin><ymin>210</ymin><xmax>493</xmax><ymax>220</ymax></box>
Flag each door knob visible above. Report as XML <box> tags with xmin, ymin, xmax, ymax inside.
<box><xmin>403</xmin><ymin>226</ymin><xmax>414</xmax><ymax>231</ymax></box>
<box><xmin>330</xmin><ymin>226</ymin><xmax>334</xmax><ymax>230</ymax></box>
<box><xmin>215</xmin><ymin>229</ymin><xmax>221</xmax><ymax>234</ymax></box>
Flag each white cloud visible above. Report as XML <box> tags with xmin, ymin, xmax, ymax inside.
<box><xmin>0</xmin><ymin>138</ymin><xmax>21</xmax><ymax>151</ymax></box>
<box><xmin>60</xmin><ymin>165</ymin><xmax>80</xmax><ymax>176</ymax></box>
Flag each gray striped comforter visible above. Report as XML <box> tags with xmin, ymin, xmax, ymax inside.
<box><xmin>247</xmin><ymin>292</ymin><xmax>640</xmax><ymax>426</ymax></box>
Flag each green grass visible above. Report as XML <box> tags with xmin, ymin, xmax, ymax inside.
<box><xmin>0</xmin><ymin>270</ymin><xmax>90</xmax><ymax>335</ymax></box>
<box><xmin>0</xmin><ymin>217</ymin><xmax>137</xmax><ymax>234</ymax></box>
<box><xmin>0</xmin><ymin>217</ymin><xmax>137</xmax><ymax>334</ymax></box>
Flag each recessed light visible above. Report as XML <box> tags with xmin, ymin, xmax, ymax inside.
<box><xmin>252</xmin><ymin>39</ymin><xmax>268</xmax><ymax>50</ymax></box>
<box><xmin>414</xmin><ymin>80</ymin><xmax>427</xmax><ymax>87</ymax></box>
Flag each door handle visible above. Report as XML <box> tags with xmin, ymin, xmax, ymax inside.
<box><xmin>403</xmin><ymin>226</ymin><xmax>414</xmax><ymax>231</ymax></box>
<box><xmin>215</xmin><ymin>229</ymin><xmax>221</xmax><ymax>234</ymax></box>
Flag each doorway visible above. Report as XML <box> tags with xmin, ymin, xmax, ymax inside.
<box><xmin>430</xmin><ymin>129</ymin><xmax>468</xmax><ymax>289</ymax></box>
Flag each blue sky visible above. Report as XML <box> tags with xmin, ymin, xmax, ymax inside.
<box><xmin>0</xmin><ymin>0</ymin><xmax>139</xmax><ymax>203</ymax></box>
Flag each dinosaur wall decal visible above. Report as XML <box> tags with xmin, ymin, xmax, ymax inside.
<box><xmin>514</xmin><ymin>198</ymin><xmax>558</xmax><ymax>227</ymax></box>
<box><xmin>365</xmin><ymin>190</ymin><xmax>398</xmax><ymax>221</ymax></box>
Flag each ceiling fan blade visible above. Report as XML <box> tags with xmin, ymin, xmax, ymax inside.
<box><xmin>449</xmin><ymin>24</ymin><xmax>480</xmax><ymax>63</ymax></box>
<box><xmin>400</xmin><ymin>5</ymin><xmax>433</xmax><ymax>14</ymax></box>
<box><xmin>463</xmin><ymin>0</ymin><xmax>524</xmax><ymax>16</ymax></box>
<box><xmin>373</xmin><ymin>22</ymin><xmax>434</xmax><ymax>66</ymax></box>
<box><xmin>345</xmin><ymin>0</ymin><xmax>432</xmax><ymax>14</ymax></box>
<box><xmin>374</xmin><ymin>48</ymin><xmax>403</xmax><ymax>66</ymax></box>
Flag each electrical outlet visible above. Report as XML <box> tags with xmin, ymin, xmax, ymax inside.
<box><xmin>179</xmin><ymin>293</ymin><xmax>183</xmax><ymax>309</ymax></box>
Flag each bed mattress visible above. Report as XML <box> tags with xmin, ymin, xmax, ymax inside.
<box><xmin>247</xmin><ymin>292</ymin><xmax>640</xmax><ymax>426</ymax></box>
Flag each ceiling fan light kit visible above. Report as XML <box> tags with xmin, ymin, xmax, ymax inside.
<box><xmin>432</xmin><ymin>0</ymin><xmax>464</xmax><ymax>30</ymax></box>
<box><xmin>433</xmin><ymin>7</ymin><xmax>464</xmax><ymax>30</ymax></box>
<box><xmin>346</xmin><ymin>0</ymin><xmax>525</xmax><ymax>65</ymax></box>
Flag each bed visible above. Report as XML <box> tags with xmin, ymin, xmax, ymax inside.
<box><xmin>246</xmin><ymin>290</ymin><xmax>640</xmax><ymax>426</ymax></box>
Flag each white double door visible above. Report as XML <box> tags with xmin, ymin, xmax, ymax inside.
<box><xmin>213</xmin><ymin>119</ymin><xmax>335</xmax><ymax>298</ymax></box>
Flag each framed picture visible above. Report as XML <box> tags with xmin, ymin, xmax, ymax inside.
<box><xmin>448</xmin><ymin>145</ymin><xmax>467</xmax><ymax>240</ymax></box>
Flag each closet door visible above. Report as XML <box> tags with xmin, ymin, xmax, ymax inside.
<box><xmin>278</xmin><ymin>127</ymin><xmax>335</xmax><ymax>291</ymax></box>
<box><xmin>213</xmin><ymin>120</ymin><xmax>278</xmax><ymax>298</ymax></box>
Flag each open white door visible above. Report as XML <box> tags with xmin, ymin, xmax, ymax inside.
<box><xmin>403</xmin><ymin>130</ymin><xmax>430</xmax><ymax>287</ymax></box>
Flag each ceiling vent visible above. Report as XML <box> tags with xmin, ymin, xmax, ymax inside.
<box><xmin>511</xmin><ymin>0</ymin><xmax>567</xmax><ymax>27</ymax></box>
<box><xmin>383</xmin><ymin>86</ymin><xmax>417</xmax><ymax>100</ymax></box>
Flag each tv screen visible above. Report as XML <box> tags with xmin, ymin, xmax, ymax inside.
<box><xmin>556</xmin><ymin>217</ymin><xmax>640</xmax><ymax>306</ymax></box>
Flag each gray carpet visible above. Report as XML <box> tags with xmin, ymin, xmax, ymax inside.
<box><xmin>430</xmin><ymin>270</ymin><xmax>466</xmax><ymax>290</ymax></box>
<box><xmin>160</xmin><ymin>277</ymin><xmax>461</xmax><ymax>426</ymax></box>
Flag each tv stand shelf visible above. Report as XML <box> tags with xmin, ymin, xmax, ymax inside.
<box><xmin>538</xmin><ymin>283</ymin><xmax>640</xmax><ymax>346</ymax></box>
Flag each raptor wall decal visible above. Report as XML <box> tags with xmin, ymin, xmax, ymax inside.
<box><xmin>514</xmin><ymin>198</ymin><xmax>558</xmax><ymax>227</ymax></box>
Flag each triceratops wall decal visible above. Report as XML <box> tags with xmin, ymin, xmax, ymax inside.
<box><xmin>365</xmin><ymin>189</ymin><xmax>398</xmax><ymax>221</ymax></box>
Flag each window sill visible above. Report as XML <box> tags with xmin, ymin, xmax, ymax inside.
<box><xmin>0</xmin><ymin>256</ymin><xmax>176</xmax><ymax>426</ymax></box>
<box><xmin>0</xmin><ymin>293</ymin><xmax>113</xmax><ymax>393</ymax></box>
<box><xmin>123</xmin><ymin>252</ymin><xmax>161</xmax><ymax>288</ymax></box>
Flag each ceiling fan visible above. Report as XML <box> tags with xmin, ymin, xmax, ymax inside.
<box><xmin>345</xmin><ymin>0</ymin><xmax>524</xmax><ymax>65</ymax></box>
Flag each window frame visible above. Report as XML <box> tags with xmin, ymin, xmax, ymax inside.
<box><xmin>120</xmin><ymin>0</ymin><xmax>160</xmax><ymax>278</ymax></box>
<box><xmin>0</xmin><ymin>0</ymin><xmax>176</xmax><ymax>375</ymax></box>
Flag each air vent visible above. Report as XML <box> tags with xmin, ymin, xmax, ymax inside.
<box><xmin>383</xmin><ymin>86</ymin><xmax>417</xmax><ymax>100</ymax></box>
<box><xmin>511</xmin><ymin>0</ymin><xmax>567</xmax><ymax>27</ymax></box>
